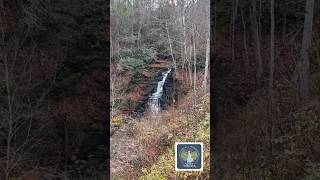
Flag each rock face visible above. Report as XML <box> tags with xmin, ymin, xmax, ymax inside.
<box><xmin>133</xmin><ymin>68</ymin><xmax>174</xmax><ymax>116</ymax></box>
<box><xmin>160</xmin><ymin>68</ymin><xmax>174</xmax><ymax>110</ymax></box>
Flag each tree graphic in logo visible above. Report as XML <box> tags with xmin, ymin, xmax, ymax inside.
<box><xmin>176</xmin><ymin>143</ymin><xmax>203</xmax><ymax>171</ymax></box>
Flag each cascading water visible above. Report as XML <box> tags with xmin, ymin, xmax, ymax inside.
<box><xmin>148</xmin><ymin>68</ymin><xmax>172</xmax><ymax>116</ymax></box>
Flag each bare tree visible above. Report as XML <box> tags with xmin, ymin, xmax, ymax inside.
<box><xmin>166</xmin><ymin>22</ymin><xmax>177</xmax><ymax>71</ymax></box>
<box><xmin>192</xmin><ymin>25</ymin><xmax>197</xmax><ymax>92</ymax></box>
<box><xmin>249</xmin><ymin>0</ymin><xmax>263</xmax><ymax>86</ymax></box>
<box><xmin>203</xmin><ymin>32</ymin><xmax>210</xmax><ymax>93</ymax></box>
<box><xmin>188</xmin><ymin>45</ymin><xmax>193</xmax><ymax>86</ymax></box>
<box><xmin>110</xmin><ymin>64</ymin><xmax>128</xmax><ymax>117</ymax></box>
<box><xmin>268</xmin><ymin>0</ymin><xmax>275</xmax><ymax>161</ymax></box>
<box><xmin>0</xmin><ymin>12</ymin><xmax>55</xmax><ymax>176</ymax></box>
<box><xmin>1</xmin><ymin>44</ymin><xmax>51</xmax><ymax>180</ymax></box>
<box><xmin>231</xmin><ymin>0</ymin><xmax>239</xmax><ymax>62</ymax></box>
<box><xmin>269</xmin><ymin>0</ymin><xmax>275</xmax><ymax>94</ymax></box>
<box><xmin>241</xmin><ymin>7</ymin><xmax>249</xmax><ymax>73</ymax></box>
<box><xmin>181</xmin><ymin>0</ymin><xmax>187</xmax><ymax>71</ymax></box>
<box><xmin>137</xmin><ymin>0</ymin><xmax>145</xmax><ymax>48</ymax></box>
<box><xmin>203</xmin><ymin>0</ymin><xmax>210</xmax><ymax>93</ymax></box>
<box><xmin>298</xmin><ymin>0</ymin><xmax>315</xmax><ymax>99</ymax></box>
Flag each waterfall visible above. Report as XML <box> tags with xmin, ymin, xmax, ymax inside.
<box><xmin>148</xmin><ymin>68</ymin><xmax>172</xmax><ymax>116</ymax></box>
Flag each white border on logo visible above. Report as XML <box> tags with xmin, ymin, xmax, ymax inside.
<box><xmin>175</xmin><ymin>142</ymin><xmax>204</xmax><ymax>171</ymax></box>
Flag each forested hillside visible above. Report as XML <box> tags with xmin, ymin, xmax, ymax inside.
<box><xmin>1</xmin><ymin>0</ymin><xmax>319</xmax><ymax>179</ymax></box>
<box><xmin>213</xmin><ymin>0</ymin><xmax>320</xmax><ymax>179</ymax></box>
<box><xmin>0</xmin><ymin>0</ymin><xmax>108</xmax><ymax>179</ymax></box>
<box><xmin>110</xmin><ymin>0</ymin><xmax>210</xmax><ymax>179</ymax></box>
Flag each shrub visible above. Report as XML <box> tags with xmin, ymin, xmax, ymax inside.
<box><xmin>117</xmin><ymin>57</ymin><xmax>146</xmax><ymax>73</ymax></box>
<box><xmin>190</xmin><ymin>49</ymin><xmax>207</xmax><ymax>70</ymax></box>
<box><xmin>113</xmin><ymin>48</ymin><xmax>157</xmax><ymax>73</ymax></box>
<box><xmin>113</xmin><ymin>48</ymin><xmax>157</xmax><ymax>64</ymax></box>
<box><xmin>139</xmin><ymin>94</ymin><xmax>210</xmax><ymax>179</ymax></box>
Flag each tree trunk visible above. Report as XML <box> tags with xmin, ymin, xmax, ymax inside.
<box><xmin>299</xmin><ymin>0</ymin><xmax>315</xmax><ymax>99</ymax></box>
<box><xmin>241</xmin><ymin>8</ymin><xmax>249</xmax><ymax>74</ymax></box>
<box><xmin>189</xmin><ymin>46</ymin><xmax>193</xmax><ymax>87</ymax></box>
<box><xmin>193</xmin><ymin>26</ymin><xmax>197</xmax><ymax>92</ymax></box>
<box><xmin>203</xmin><ymin>33</ymin><xmax>210</xmax><ymax>93</ymax></box>
<box><xmin>249</xmin><ymin>0</ymin><xmax>263</xmax><ymax>86</ymax></box>
<box><xmin>111</xmin><ymin>37</ymin><xmax>114</xmax><ymax>58</ymax></box>
<box><xmin>110</xmin><ymin>77</ymin><xmax>115</xmax><ymax>116</ymax></box>
<box><xmin>258</xmin><ymin>0</ymin><xmax>262</xmax><ymax>36</ymax></box>
<box><xmin>269</xmin><ymin>0</ymin><xmax>275</xmax><ymax>93</ymax></box>
<box><xmin>137</xmin><ymin>22</ymin><xmax>142</xmax><ymax>48</ymax></box>
<box><xmin>231</xmin><ymin>0</ymin><xmax>239</xmax><ymax>62</ymax></box>
<box><xmin>269</xmin><ymin>0</ymin><xmax>275</xmax><ymax>163</ymax></box>
<box><xmin>181</xmin><ymin>2</ymin><xmax>188</xmax><ymax>82</ymax></box>
<box><xmin>137</xmin><ymin>0</ymin><xmax>144</xmax><ymax>48</ymax></box>
<box><xmin>166</xmin><ymin>22</ymin><xmax>177</xmax><ymax>71</ymax></box>
<box><xmin>4</xmin><ymin>58</ymin><xmax>13</xmax><ymax>180</ymax></box>
<box><xmin>64</xmin><ymin>119</ymin><xmax>69</xmax><ymax>173</ymax></box>
<box><xmin>182</xmin><ymin>9</ymin><xmax>187</xmax><ymax>70</ymax></box>
<box><xmin>282</xmin><ymin>9</ymin><xmax>287</xmax><ymax>42</ymax></box>
<box><xmin>213</xmin><ymin>0</ymin><xmax>217</xmax><ymax>53</ymax></box>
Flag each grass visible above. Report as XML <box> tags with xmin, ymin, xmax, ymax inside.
<box><xmin>136</xmin><ymin>92</ymin><xmax>210</xmax><ymax>179</ymax></box>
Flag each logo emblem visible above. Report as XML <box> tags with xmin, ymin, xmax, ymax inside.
<box><xmin>175</xmin><ymin>142</ymin><xmax>203</xmax><ymax>171</ymax></box>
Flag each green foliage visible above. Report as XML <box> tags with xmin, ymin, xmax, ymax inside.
<box><xmin>113</xmin><ymin>48</ymin><xmax>157</xmax><ymax>62</ymax></box>
<box><xmin>111</xmin><ymin>1</ymin><xmax>135</xmax><ymax>17</ymax></box>
<box><xmin>113</xmin><ymin>48</ymin><xmax>157</xmax><ymax>73</ymax></box>
<box><xmin>156</xmin><ymin>45</ymin><xmax>172</xmax><ymax>59</ymax></box>
<box><xmin>117</xmin><ymin>57</ymin><xmax>146</xmax><ymax>72</ymax></box>
<box><xmin>139</xmin><ymin>151</ymin><xmax>174</xmax><ymax>180</ymax></box>
<box><xmin>126</xmin><ymin>99</ymin><xmax>138</xmax><ymax>109</ymax></box>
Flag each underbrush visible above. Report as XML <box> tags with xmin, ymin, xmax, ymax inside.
<box><xmin>1</xmin><ymin>167</ymin><xmax>103</xmax><ymax>180</ymax></box>
<box><xmin>111</xmin><ymin>89</ymin><xmax>210</xmax><ymax>179</ymax></box>
<box><xmin>214</xmin><ymin>86</ymin><xmax>320</xmax><ymax>179</ymax></box>
<box><xmin>139</xmin><ymin>106</ymin><xmax>210</xmax><ymax>180</ymax></box>
<box><xmin>112</xmin><ymin>48</ymin><xmax>157</xmax><ymax>74</ymax></box>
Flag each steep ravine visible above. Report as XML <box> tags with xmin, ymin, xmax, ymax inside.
<box><xmin>110</xmin><ymin>66</ymin><xmax>176</xmax><ymax>175</ymax></box>
<box><xmin>134</xmin><ymin>67</ymin><xmax>174</xmax><ymax>116</ymax></box>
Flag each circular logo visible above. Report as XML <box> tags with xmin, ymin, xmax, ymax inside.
<box><xmin>178</xmin><ymin>146</ymin><xmax>200</xmax><ymax>168</ymax></box>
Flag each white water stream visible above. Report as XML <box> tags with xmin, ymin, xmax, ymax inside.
<box><xmin>148</xmin><ymin>68</ymin><xmax>172</xmax><ymax>116</ymax></box>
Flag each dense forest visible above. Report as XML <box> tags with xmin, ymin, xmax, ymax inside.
<box><xmin>0</xmin><ymin>0</ymin><xmax>108</xmax><ymax>179</ymax></box>
<box><xmin>213</xmin><ymin>0</ymin><xmax>320</xmax><ymax>179</ymax></box>
<box><xmin>1</xmin><ymin>0</ymin><xmax>320</xmax><ymax>179</ymax></box>
<box><xmin>110</xmin><ymin>0</ymin><xmax>210</xmax><ymax>179</ymax></box>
